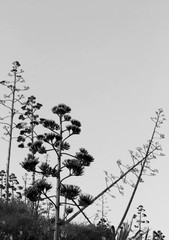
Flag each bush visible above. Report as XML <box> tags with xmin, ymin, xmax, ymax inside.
<box><xmin>0</xmin><ymin>199</ymin><xmax>53</xmax><ymax>240</ymax></box>
<box><xmin>61</xmin><ymin>223</ymin><xmax>112</xmax><ymax>240</ymax></box>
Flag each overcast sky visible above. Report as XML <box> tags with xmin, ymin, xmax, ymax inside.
<box><xmin>0</xmin><ymin>0</ymin><xmax>169</xmax><ymax>237</ymax></box>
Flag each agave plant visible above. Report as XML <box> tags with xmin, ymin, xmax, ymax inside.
<box><xmin>116</xmin><ymin>222</ymin><xmax>132</xmax><ymax>240</ymax></box>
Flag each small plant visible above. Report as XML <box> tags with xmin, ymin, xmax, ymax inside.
<box><xmin>133</xmin><ymin>205</ymin><xmax>149</xmax><ymax>234</ymax></box>
<box><xmin>152</xmin><ymin>230</ymin><xmax>165</xmax><ymax>240</ymax></box>
<box><xmin>0</xmin><ymin>170</ymin><xmax>23</xmax><ymax>201</ymax></box>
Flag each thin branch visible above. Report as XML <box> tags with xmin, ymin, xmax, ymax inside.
<box><xmin>0</xmin><ymin>102</ymin><xmax>12</xmax><ymax>110</ymax></box>
<box><xmin>42</xmin><ymin>191</ymin><xmax>56</xmax><ymax>208</ymax></box>
<box><xmin>71</xmin><ymin>198</ymin><xmax>92</xmax><ymax>225</ymax></box>
<box><xmin>40</xmin><ymin>195</ymin><xmax>56</xmax><ymax>200</ymax></box>
<box><xmin>115</xmin><ymin>111</ymin><xmax>161</xmax><ymax>234</ymax></box>
<box><xmin>62</xmin><ymin>133</ymin><xmax>73</xmax><ymax>142</ymax></box>
<box><xmin>65</xmin><ymin>149</ymin><xmax>158</xmax><ymax>224</ymax></box>
<box><xmin>61</xmin><ymin>153</ymin><xmax>76</xmax><ymax>158</ymax></box>
<box><xmin>0</xmin><ymin>122</ymin><xmax>11</xmax><ymax>127</ymax></box>
<box><xmin>61</xmin><ymin>173</ymin><xmax>72</xmax><ymax>183</ymax></box>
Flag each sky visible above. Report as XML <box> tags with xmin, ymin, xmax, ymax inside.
<box><xmin>0</xmin><ymin>0</ymin><xmax>169</xmax><ymax>237</ymax></box>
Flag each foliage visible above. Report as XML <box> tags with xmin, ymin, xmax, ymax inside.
<box><xmin>60</xmin><ymin>223</ymin><xmax>112</xmax><ymax>240</ymax></box>
<box><xmin>116</xmin><ymin>222</ymin><xmax>131</xmax><ymax>240</ymax></box>
<box><xmin>0</xmin><ymin>170</ymin><xmax>23</xmax><ymax>201</ymax></box>
<box><xmin>0</xmin><ymin>198</ymin><xmax>53</xmax><ymax>240</ymax></box>
<box><xmin>152</xmin><ymin>230</ymin><xmax>165</xmax><ymax>240</ymax></box>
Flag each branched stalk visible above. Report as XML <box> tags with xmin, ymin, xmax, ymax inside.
<box><xmin>115</xmin><ymin>110</ymin><xmax>160</xmax><ymax>235</ymax></box>
<box><xmin>5</xmin><ymin>68</ymin><xmax>17</xmax><ymax>202</ymax></box>
<box><xmin>66</xmin><ymin>110</ymin><xmax>163</xmax><ymax>225</ymax></box>
<box><xmin>65</xmin><ymin>151</ymin><xmax>153</xmax><ymax>224</ymax></box>
<box><xmin>0</xmin><ymin>62</ymin><xmax>28</xmax><ymax>203</ymax></box>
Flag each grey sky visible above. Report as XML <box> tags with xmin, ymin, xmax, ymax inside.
<box><xmin>0</xmin><ymin>0</ymin><xmax>169</xmax><ymax>237</ymax></box>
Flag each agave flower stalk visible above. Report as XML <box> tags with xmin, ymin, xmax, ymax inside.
<box><xmin>115</xmin><ymin>109</ymin><xmax>165</xmax><ymax>235</ymax></box>
<box><xmin>5</xmin><ymin>62</ymin><xmax>17</xmax><ymax>202</ymax></box>
<box><xmin>66</xmin><ymin>109</ymin><xmax>165</xmax><ymax>226</ymax></box>
<box><xmin>17</xmin><ymin>95</ymin><xmax>43</xmax><ymax>185</ymax></box>
<box><xmin>0</xmin><ymin>61</ymin><xmax>29</xmax><ymax>202</ymax></box>
<box><xmin>19</xmin><ymin>104</ymin><xmax>94</xmax><ymax>240</ymax></box>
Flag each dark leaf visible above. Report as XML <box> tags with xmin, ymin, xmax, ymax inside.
<box><xmin>65</xmin><ymin>206</ymin><xmax>73</xmax><ymax>215</ymax></box>
<box><xmin>71</xmin><ymin>119</ymin><xmax>81</xmax><ymax>127</ymax></box>
<box><xmin>63</xmin><ymin>159</ymin><xmax>84</xmax><ymax>176</ymax></box>
<box><xmin>25</xmin><ymin>186</ymin><xmax>40</xmax><ymax>202</ymax></box>
<box><xmin>35</xmin><ymin>179</ymin><xmax>52</xmax><ymax>192</ymax></box>
<box><xmin>39</xmin><ymin>162</ymin><xmax>52</xmax><ymax>177</ymax></box>
<box><xmin>52</xmin><ymin>104</ymin><xmax>71</xmax><ymax>115</ymax></box>
<box><xmin>75</xmin><ymin>148</ymin><xmax>94</xmax><ymax>166</ymax></box>
<box><xmin>61</xmin><ymin>141</ymin><xmax>70</xmax><ymax>151</ymax></box>
<box><xmin>20</xmin><ymin>154</ymin><xmax>39</xmax><ymax>172</ymax></box>
<box><xmin>18</xmin><ymin>115</ymin><xmax>25</xmax><ymax>120</ymax></box>
<box><xmin>60</xmin><ymin>184</ymin><xmax>81</xmax><ymax>200</ymax></box>
<box><xmin>17</xmin><ymin>136</ymin><xmax>25</xmax><ymax>142</ymax></box>
<box><xmin>66</xmin><ymin>125</ymin><xmax>81</xmax><ymax>135</ymax></box>
<box><xmin>64</xmin><ymin>114</ymin><xmax>71</xmax><ymax>121</ymax></box>
<box><xmin>18</xmin><ymin>143</ymin><xmax>24</xmax><ymax>148</ymax></box>
<box><xmin>78</xmin><ymin>194</ymin><xmax>93</xmax><ymax>207</ymax></box>
<box><xmin>40</xmin><ymin>118</ymin><xmax>60</xmax><ymax>131</ymax></box>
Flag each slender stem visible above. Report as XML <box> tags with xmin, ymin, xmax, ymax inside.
<box><xmin>115</xmin><ymin>113</ymin><xmax>160</xmax><ymax>235</ymax></box>
<box><xmin>65</xmin><ymin>148</ymin><xmax>157</xmax><ymax>224</ymax></box>
<box><xmin>62</xmin><ymin>133</ymin><xmax>73</xmax><ymax>142</ymax></box>
<box><xmin>115</xmin><ymin>160</ymin><xmax>146</xmax><ymax>235</ymax></box>
<box><xmin>42</xmin><ymin>191</ymin><xmax>56</xmax><ymax>208</ymax></box>
<box><xmin>71</xmin><ymin>198</ymin><xmax>92</xmax><ymax>225</ymax></box>
<box><xmin>6</xmin><ymin>69</ymin><xmax>17</xmax><ymax>203</ymax></box>
<box><xmin>30</xmin><ymin>103</ymin><xmax>36</xmax><ymax>186</ymax></box>
<box><xmin>54</xmin><ymin>115</ymin><xmax>62</xmax><ymax>240</ymax></box>
<box><xmin>63</xmin><ymin>197</ymin><xmax>67</xmax><ymax>220</ymax></box>
<box><xmin>61</xmin><ymin>153</ymin><xmax>75</xmax><ymax>158</ymax></box>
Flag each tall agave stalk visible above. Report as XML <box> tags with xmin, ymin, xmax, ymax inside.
<box><xmin>19</xmin><ymin>104</ymin><xmax>94</xmax><ymax>240</ymax></box>
<box><xmin>0</xmin><ymin>61</ymin><xmax>29</xmax><ymax>202</ymax></box>
<box><xmin>5</xmin><ymin>62</ymin><xmax>17</xmax><ymax>202</ymax></box>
